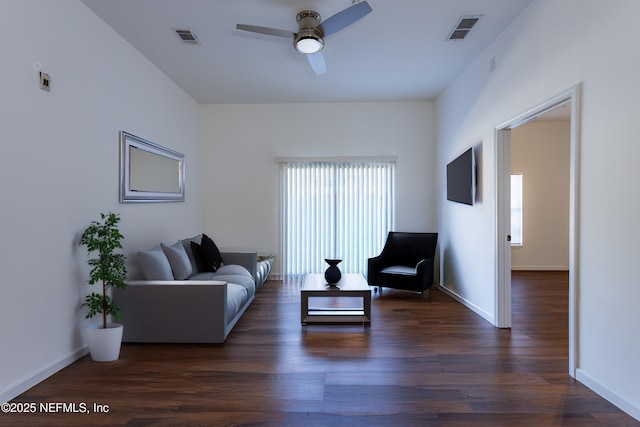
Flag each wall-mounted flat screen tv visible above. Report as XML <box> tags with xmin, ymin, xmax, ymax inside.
<box><xmin>447</xmin><ymin>147</ymin><xmax>475</xmax><ymax>205</ymax></box>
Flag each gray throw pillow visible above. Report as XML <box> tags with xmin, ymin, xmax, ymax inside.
<box><xmin>161</xmin><ymin>241</ymin><xmax>193</xmax><ymax>280</ymax></box>
<box><xmin>181</xmin><ymin>235</ymin><xmax>202</xmax><ymax>274</ymax></box>
<box><xmin>137</xmin><ymin>245</ymin><xmax>174</xmax><ymax>280</ymax></box>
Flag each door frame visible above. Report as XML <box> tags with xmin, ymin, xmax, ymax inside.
<box><xmin>494</xmin><ymin>83</ymin><xmax>581</xmax><ymax>377</ymax></box>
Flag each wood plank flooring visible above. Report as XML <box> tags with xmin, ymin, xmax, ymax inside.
<box><xmin>4</xmin><ymin>271</ymin><xmax>638</xmax><ymax>426</ymax></box>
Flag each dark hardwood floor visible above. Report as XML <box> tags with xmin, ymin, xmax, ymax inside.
<box><xmin>4</xmin><ymin>271</ymin><xmax>638</xmax><ymax>426</ymax></box>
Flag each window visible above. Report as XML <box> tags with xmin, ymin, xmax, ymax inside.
<box><xmin>280</xmin><ymin>160</ymin><xmax>395</xmax><ymax>276</ymax></box>
<box><xmin>511</xmin><ymin>173</ymin><xmax>523</xmax><ymax>246</ymax></box>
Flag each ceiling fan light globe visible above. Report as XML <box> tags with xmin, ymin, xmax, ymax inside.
<box><xmin>294</xmin><ymin>25</ymin><xmax>324</xmax><ymax>54</ymax></box>
<box><xmin>295</xmin><ymin>36</ymin><xmax>323</xmax><ymax>54</ymax></box>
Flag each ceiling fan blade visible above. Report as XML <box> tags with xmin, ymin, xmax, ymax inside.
<box><xmin>235</xmin><ymin>24</ymin><xmax>294</xmax><ymax>39</ymax></box>
<box><xmin>318</xmin><ymin>1</ymin><xmax>372</xmax><ymax>37</ymax></box>
<box><xmin>307</xmin><ymin>52</ymin><xmax>326</xmax><ymax>75</ymax></box>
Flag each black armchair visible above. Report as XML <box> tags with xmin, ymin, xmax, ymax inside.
<box><xmin>367</xmin><ymin>232</ymin><xmax>438</xmax><ymax>294</ymax></box>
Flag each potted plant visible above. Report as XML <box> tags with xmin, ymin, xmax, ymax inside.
<box><xmin>80</xmin><ymin>212</ymin><xmax>127</xmax><ymax>362</ymax></box>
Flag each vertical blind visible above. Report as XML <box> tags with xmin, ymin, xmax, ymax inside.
<box><xmin>281</xmin><ymin>160</ymin><xmax>395</xmax><ymax>276</ymax></box>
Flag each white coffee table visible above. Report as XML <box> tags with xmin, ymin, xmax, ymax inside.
<box><xmin>301</xmin><ymin>273</ymin><xmax>371</xmax><ymax>325</ymax></box>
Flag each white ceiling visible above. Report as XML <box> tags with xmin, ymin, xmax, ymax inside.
<box><xmin>81</xmin><ymin>0</ymin><xmax>533</xmax><ymax>104</ymax></box>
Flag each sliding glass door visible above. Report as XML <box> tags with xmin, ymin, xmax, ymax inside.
<box><xmin>281</xmin><ymin>160</ymin><xmax>395</xmax><ymax>276</ymax></box>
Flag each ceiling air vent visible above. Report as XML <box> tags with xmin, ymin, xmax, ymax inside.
<box><xmin>447</xmin><ymin>15</ymin><xmax>482</xmax><ymax>41</ymax></box>
<box><xmin>173</xmin><ymin>28</ymin><xmax>199</xmax><ymax>44</ymax></box>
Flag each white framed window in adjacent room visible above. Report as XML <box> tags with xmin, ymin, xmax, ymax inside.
<box><xmin>279</xmin><ymin>158</ymin><xmax>396</xmax><ymax>277</ymax></box>
<box><xmin>511</xmin><ymin>173</ymin><xmax>523</xmax><ymax>246</ymax></box>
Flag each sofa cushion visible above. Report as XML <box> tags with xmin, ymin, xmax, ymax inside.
<box><xmin>226</xmin><ymin>283</ymin><xmax>248</xmax><ymax>324</ymax></box>
<box><xmin>188</xmin><ymin>271</ymin><xmax>217</xmax><ymax>281</ymax></box>
<box><xmin>188</xmin><ymin>271</ymin><xmax>256</xmax><ymax>300</ymax></box>
<box><xmin>161</xmin><ymin>241</ymin><xmax>192</xmax><ymax>280</ymax></box>
<box><xmin>212</xmin><ymin>274</ymin><xmax>255</xmax><ymax>299</ymax></box>
<box><xmin>215</xmin><ymin>264</ymin><xmax>253</xmax><ymax>279</ymax></box>
<box><xmin>138</xmin><ymin>245</ymin><xmax>174</xmax><ymax>280</ymax></box>
<box><xmin>380</xmin><ymin>265</ymin><xmax>416</xmax><ymax>276</ymax></box>
<box><xmin>191</xmin><ymin>234</ymin><xmax>224</xmax><ymax>272</ymax></box>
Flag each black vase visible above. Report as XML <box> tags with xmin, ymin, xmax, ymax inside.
<box><xmin>324</xmin><ymin>259</ymin><xmax>342</xmax><ymax>285</ymax></box>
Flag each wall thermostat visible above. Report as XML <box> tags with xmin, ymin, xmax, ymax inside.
<box><xmin>39</xmin><ymin>71</ymin><xmax>51</xmax><ymax>92</ymax></box>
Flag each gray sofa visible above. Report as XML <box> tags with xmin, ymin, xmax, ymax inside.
<box><xmin>114</xmin><ymin>234</ymin><xmax>272</xmax><ymax>343</ymax></box>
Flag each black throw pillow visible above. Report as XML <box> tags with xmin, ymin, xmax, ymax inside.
<box><xmin>191</xmin><ymin>234</ymin><xmax>223</xmax><ymax>272</ymax></box>
<box><xmin>190</xmin><ymin>241</ymin><xmax>210</xmax><ymax>272</ymax></box>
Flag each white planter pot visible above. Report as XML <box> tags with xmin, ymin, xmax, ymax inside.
<box><xmin>85</xmin><ymin>323</ymin><xmax>123</xmax><ymax>362</ymax></box>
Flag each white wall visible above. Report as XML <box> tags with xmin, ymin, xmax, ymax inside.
<box><xmin>511</xmin><ymin>121</ymin><xmax>570</xmax><ymax>270</ymax></box>
<box><xmin>435</xmin><ymin>0</ymin><xmax>639</xmax><ymax>418</ymax></box>
<box><xmin>200</xmin><ymin>102</ymin><xmax>436</xmax><ymax>275</ymax></box>
<box><xmin>0</xmin><ymin>0</ymin><xmax>203</xmax><ymax>402</ymax></box>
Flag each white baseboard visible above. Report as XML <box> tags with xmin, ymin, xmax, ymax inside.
<box><xmin>575</xmin><ymin>369</ymin><xmax>640</xmax><ymax>422</ymax></box>
<box><xmin>511</xmin><ymin>266</ymin><xmax>569</xmax><ymax>271</ymax></box>
<box><xmin>0</xmin><ymin>346</ymin><xmax>88</xmax><ymax>404</ymax></box>
<box><xmin>436</xmin><ymin>283</ymin><xmax>495</xmax><ymax>325</ymax></box>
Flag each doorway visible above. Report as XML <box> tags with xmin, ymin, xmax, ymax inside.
<box><xmin>494</xmin><ymin>84</ymin><xmax>581</xmax><ymax>377</ymax></box>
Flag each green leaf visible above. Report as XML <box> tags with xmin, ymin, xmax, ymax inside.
<box><xmin>80</xmin><ymin>212</ymin><xmax>127</xmax><ymax>324</ymax></box>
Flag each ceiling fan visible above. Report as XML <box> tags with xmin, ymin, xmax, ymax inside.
<box><xmin>235</xmin><ymin>1</ymin><xmax>372</xmax><ymax>75</ymax></box>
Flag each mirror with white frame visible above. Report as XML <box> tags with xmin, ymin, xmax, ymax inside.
<box><xmin>119</xmin><ymin>131</ymin><xmax>185</xmax><ymax>203</ymax></box>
